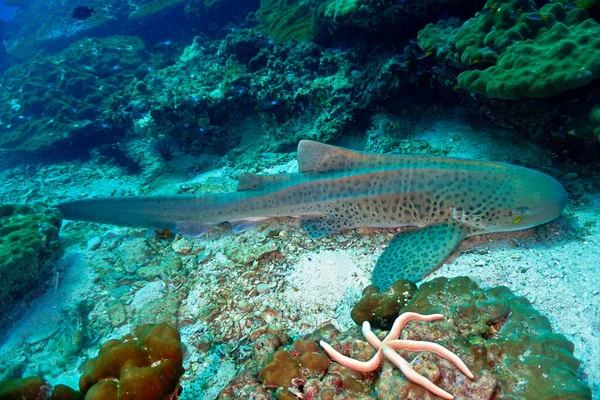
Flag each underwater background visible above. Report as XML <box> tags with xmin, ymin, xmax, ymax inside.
<box><xmin>0</xmin><ymin>0</ymin><xmax>599</xmax><ymax>398</ymax></box>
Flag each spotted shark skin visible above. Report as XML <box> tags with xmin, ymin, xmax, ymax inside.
<box><xmin>57</xmin><ymin>140</ymin><xmax>568</xmax><ymax>288</ymax></box>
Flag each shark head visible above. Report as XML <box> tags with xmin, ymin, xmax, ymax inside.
<box><xmin>483</xmin><ymin>166</ymin><xmax>568</xmax><ymax>233</ymax></box>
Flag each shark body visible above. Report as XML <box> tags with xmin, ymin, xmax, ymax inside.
<box><xmin>57</xmin><ymin>140</ymin><xmax>568</xmax><ymax>288</ymax></box>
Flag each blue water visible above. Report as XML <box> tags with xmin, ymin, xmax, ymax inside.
<box><xmin>0</xmin><ymin>0</ymin><xmax>598</xmax><ymax>399</ymax></box>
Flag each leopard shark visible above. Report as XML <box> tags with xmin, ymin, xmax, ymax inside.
<box><xmin>57</xmin><ymin>140</ymin><xmax>568</xmax><ymax>289</ymax></box>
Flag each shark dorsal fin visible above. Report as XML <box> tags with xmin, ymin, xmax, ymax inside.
<box><xmin>297</xmin><ymin>140</ymin><xmax>368</xmax><ymax>172</ymax></box>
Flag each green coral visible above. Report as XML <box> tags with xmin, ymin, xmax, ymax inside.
<box><xmin>458</xmin><ymin>17</ymin><xmax>600</xmax><ymax>99</ymax></box>
<box><xmin>0</xmin><ymin>203</ymin><xmax>62</xmax><ymax>315</ymax></box>
<box><xmin>401</xmin><ymin>277</ymin><xmax>591</xmax><ymax>399</ymax></box>
<box><xmin>419</xmin><ymin>0</ymin><xmax>600</xmax><ymax>100</ymax></box>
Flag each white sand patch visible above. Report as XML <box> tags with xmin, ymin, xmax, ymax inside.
<box><xmin>280</xmin><ymin>250</ymin><xmax>366</xmax><ymax>333</ymax></box>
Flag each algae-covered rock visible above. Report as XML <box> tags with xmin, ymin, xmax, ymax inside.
<box><xmin>0</xmin><ymin>203</ymin><xmax>62</xmax><ymax>315</ymax></box>
<box><xmin>350</xmin><ymin>279</ymin><xmax>417</xmax><ymax>330</ymax></box>
<box><xmin>220</xmin><ymin>277</ymin><xmax>591</xmax><ymax>399</ymax></box>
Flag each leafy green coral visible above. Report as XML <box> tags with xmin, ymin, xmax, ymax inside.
<box><xmin>256</xmin><ymin>0</ymin><xmax>319</xmax><ymax>42</ymax></box>
<box><xmin>0</xmin><ymin>203</ymin><xmax>62</xmax><ymax>316</ymax></box>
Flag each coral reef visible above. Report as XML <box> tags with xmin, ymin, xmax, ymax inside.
<box><xmin>219</xmin><ymin>277</ymin><xmax>591</xmax><ymax>399</ymax></box>
<box><xmin>114</xmin><ymin>29</ymin><xmax>414</xmax><ymax>156</ymax></box>
<box><xmin>0</xmin><ymin>203</ymin><xmax>62</xmax><ymax>319</ymax></box>
<box><xmin>0</xmin><ymin>323</ymin><xmax>183</xmax><ymax>400</ymax></box>
<box><xmin>0</xmin><ymin>36</ymin><xmax>150</xmax><ymax>153</ymax></box>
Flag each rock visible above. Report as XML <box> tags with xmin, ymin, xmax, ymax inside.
<box><xmin>256</xmin><ymin>283</ymin><xmax>272</xmax><ymax>294</ymax></box>
<box><xmin>172</xmin><ymin>237</ymin><xmax>194</xmax><ymax>255</ymax></box>
<box><xmin>563</xmin><ymin>172</ymin><xmax>578</xmax><ymax>181</ymax></box>
<box><xmin>87</xmin><ymin>236</ymin><xmax>102</xmax><ymax>251</ymax></box>
<box><xmin>107</xmin><ymin>302</ymin><xmax>127</xmax><ymax>327</ymax></box>
<box><xmin>225</xmin><ymin>242</ymin><xmax>277</xmax><ymax>264</ymax></box>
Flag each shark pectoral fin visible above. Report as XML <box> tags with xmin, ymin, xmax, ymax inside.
<box><xmin>174</xmin><ymin>221</ymin><xmax>216</xmax><ymax>237</ymax></box>
<box><xmin>230</xmin><ymin>217</ymin><xmax>270</xmax><ymax>233</ymax></box>
<box><xmin>371</xmin><ymin>223</ymin><xmax>467</xmax><ymax>289</ymax></box>
<box><xmin>300</xmin><ymin>214</ymin><xmax>350</xmax><ymax>239</ymax></box>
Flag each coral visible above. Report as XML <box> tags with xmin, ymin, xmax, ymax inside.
<box><xmin>350</xmin><ymin>280</ymin><xmax>417</xmax><ymax>330</ymax></box>
<box><xmin>402</xmin><ymin>277</ymin><xmax>592</xmax><ymax>399</ymax></box>
<box><xmin>0</xmin><ymin>204</ymin><xmax>62</xmax><ymax>318</ymax></box>
<box><xmin>0</xmin><ymin>377</ymin><xmax>52</xmax><ymax>399</ymax></box>
<box><xmin>81</xmin><ymin>323</ymin><xmax>183</xmax><ymax>399</ymax></box>
<box><xmin>419</xmin><ymin>0</ymin><xmax>599</xmax><ymax>97</ymax></box>
<box><xmin>220</xmin><ymin>277</ymin><xmax>591</xmax><ymax>399</ymax></box>
<box><xmin>119</xmin><ymin>29</ymin><xmax>407</xmax><ymax>157</ymax></box>
<box><xmin>0</xmin><ymin>36</ymin><xmax>150</xmax><ymax>153</ymax></box>
<box><xmin>458</xmin><ymin>18</ymin><xmax>600</xmax><ymax>99</ymax></box>
<box><xmin>79</xmin><ymin>323</ymin><xmax>184</xmax><ymax>400</ymax></box>
<box><xmin>0</xmin><ymin>377</ymin><xmax>82</xmax><ymax>399</ymax></box>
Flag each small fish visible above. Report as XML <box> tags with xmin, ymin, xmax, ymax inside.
<box><xmin>417</xmin><ymin>51</ymin><xmax>432</xmax><ymax>59</ymax></box>
<box><xmin>256</xmin><ymin>39</ymin><xmax>275</xmax><ymax>49</ymax></box>
<box><xmin>255</xmin><ymin>100</ymin><xmax>278</xmax><ymax>111</ymax></box>
<box><xmin>480</xmin><ymin>5</ymin><xmax>497</xmax><ymax>15</ymax></box>
<box><xmin>510</xmin><ymin>6</ymin><xmax>523</xmax><ymax>19</ymax></box>
<box><xmin>152</xmin><ymin>40</ymin><xmax>173</xmax><ymax>51</ymax></box>
<box><xmin>72</xmin><ymin>6</ymin><xmax>93</xmax><ymax>20</ymax></box>
<box><xmin>526</xmin><ymin>13</ymin><xmax>549</xmax><ymax>21</ymax></box>
<box><xmin>218</xmin><ymin>25</ymin><xmax>239</xmax><ymax>36</ymax></box>
<box><xmin>225</xmin><ymin>88</ymin><xmax>246</xmax><ymax>97</ymax></box>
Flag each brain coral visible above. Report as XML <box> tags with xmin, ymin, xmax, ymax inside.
<box><xmin>458</xmin><ymin>18</ymin><xmax>600</xmax><ymax>99</ymax></box>
<box><xmin>0</xmin><ymin>203</ymin><xmax>62</xmax><ymax>319</ymax></box>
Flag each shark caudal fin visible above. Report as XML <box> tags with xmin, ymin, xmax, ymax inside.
<box><xmin>371</xmin><ymin>223</ymin><xmax>468</xmax><ymax>289</ymax></box>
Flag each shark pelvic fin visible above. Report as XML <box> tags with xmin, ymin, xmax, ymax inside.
<box><xmin>371</xmin><ymin>223</ymin><xmax>468</xmax><ymax>289</ymax></box>
<box><xmin>230</xmin><ymin>217</ymin><xmax>270</xmax><ymax>233</ymax></box>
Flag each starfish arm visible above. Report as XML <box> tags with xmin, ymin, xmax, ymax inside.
<box><xmin>388</xmin><ymin>313</ymin><xmax>444</xmax><ymax>341</ymax></box>
<box><xmin>382</xmin><ymin>346</ymin><xmax>454</xmax><ymax>400</ymax></box>
<box><xmin>386</xmin><ymin>340</ymin><xmax>474</xmax><ymax>379</ymax></box>
<box><xmin>319</xmin><ymin>340</ymin><xmax>383</xmax><ymax>372</ymax></box>
<box><xmin>362</xmin><ymin>321</ymin><xmax>382</xmax><ymax>349</ymax></box>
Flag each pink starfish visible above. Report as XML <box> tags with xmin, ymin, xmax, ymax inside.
<box><xmin>319</xmin><ymin>312</ymin><xmax>474</xmax><ymax>400</ymax></box>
